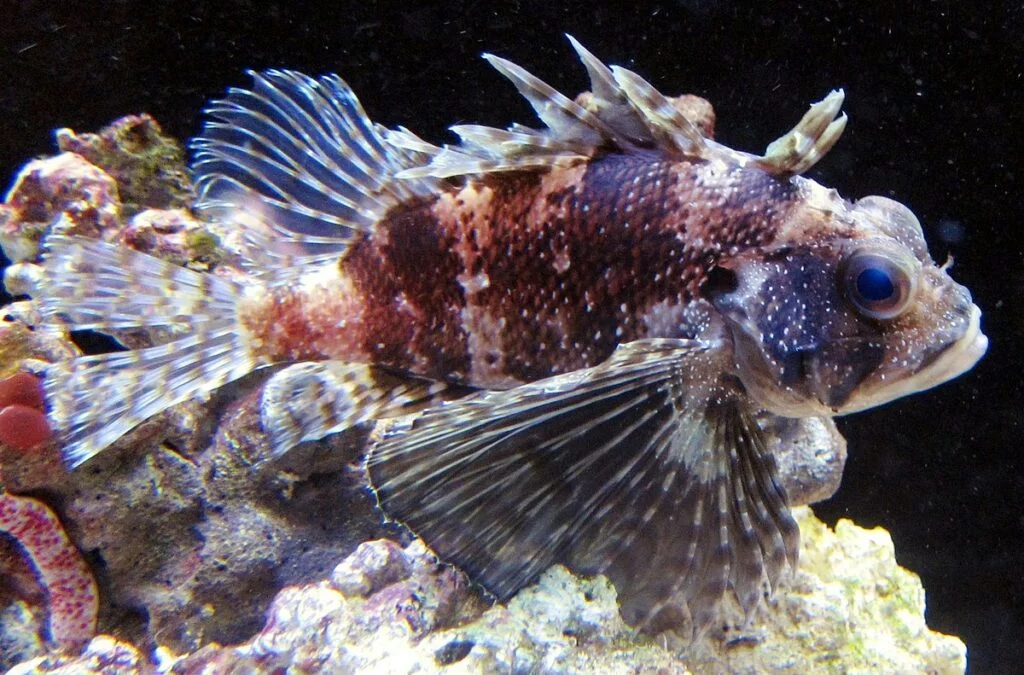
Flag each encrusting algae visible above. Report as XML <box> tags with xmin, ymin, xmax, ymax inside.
<box><xmin>0</xmin><ymin>36</ymin><xmax>981</xmax><ymax>670</ymax></box>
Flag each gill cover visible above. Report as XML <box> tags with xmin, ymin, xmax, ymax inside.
<box><xmin>710</xmin><ymin>248</ymin><xmax>886</xmax><ymax>414</ymax></box>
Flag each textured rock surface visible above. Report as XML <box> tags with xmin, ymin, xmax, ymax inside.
<box><xmin>0</xmin><ymin>152</ymin><xmax>120</xmax><ymax>262</ymax></box>
<box><xmin>0</xmin><ymin>119</ymin><xmax>395</xmax><ymax>668</ymax></box>
<box><xmin>765</xmin><ymin>415</ymin><xmax>847</xmax><ymax>506</ymax></box>
<box><xmin>7</xmin><ymin>508</ymin><xmax>966</xmax><ymax>674</ymax></box>
<box><xmin>54</xmin><ymin>114</ymin><xmax>194</xmax><ymax>217</ymax></box>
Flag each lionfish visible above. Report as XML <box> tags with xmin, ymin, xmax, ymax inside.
<box><xmin>32</xmin><ymin>36</ymin><xmax>986</xmax><ymax>634</ymax></box>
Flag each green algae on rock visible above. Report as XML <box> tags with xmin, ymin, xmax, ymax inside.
<box><xmin>55</xmin><ymin>114</ymin><xmax>194</xmax><ymax>217</ymax></box>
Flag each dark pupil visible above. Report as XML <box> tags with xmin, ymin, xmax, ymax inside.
<box><xmin>856</xmin><ymin>267</ymin><xmax>895</xmax><ymax>302</ymax></box>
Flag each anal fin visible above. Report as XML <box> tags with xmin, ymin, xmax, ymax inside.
<box><xmin>39</xmin><ymin>237</ymin><xmax>260</xmax><ymax>467</ymax></box>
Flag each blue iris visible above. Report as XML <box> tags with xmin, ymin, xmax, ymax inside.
<box><xmin>856</xmin><ymin>267</ymin><xmax>895</xmax><ymax>302</ymax></box>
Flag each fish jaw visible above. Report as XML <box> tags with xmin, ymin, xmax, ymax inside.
<box><xmin>834</xmin><ymin>302</ymin><xmax>987</xmax><ymax>414</ymax></box>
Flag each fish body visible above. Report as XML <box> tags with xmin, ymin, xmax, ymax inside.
<box><xmin>236</xmin><ymin>153</ymin><xmax>792</xmax><ymax>387</ymax></box>
<box><xmin>30</xmin><ymin>37</ymin><xmax>986</xmax><ymax>636</ymax></box>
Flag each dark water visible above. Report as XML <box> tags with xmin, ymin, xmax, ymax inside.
<box><xmin>1</xmin><ymin>2</ymin><xmax>1021</xmax><ymax>671</ymax></box>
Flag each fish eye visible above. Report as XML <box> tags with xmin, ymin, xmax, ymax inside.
<box><xmin>842</xmin><ymin>249</ymin><xmax>917</xmax><ymax>320</ymax></box>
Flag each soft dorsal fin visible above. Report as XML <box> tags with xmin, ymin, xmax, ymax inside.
<box><xmin>192</xmin><ymin>42</ymin><xmax>849</xmax><ymax>234</ymax></box>
<box><xmin>192</xmin><ymin>70</ymin><xmax>439</xmax><ymax>259</ymax></box>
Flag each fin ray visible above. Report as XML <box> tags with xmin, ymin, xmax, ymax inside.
<box><xmin>610</xmin><ymin>65</ymin><xmax>707</xmax><ymax>153</ymax></box>
<box><xmin>37</xmin><ymin>237</ymin><xmax>262</xmax><ymax>467</ymax></box>
<box><xmin>368</xmin><ymin>339</ymin><xmax>798</xmax><ymax>633</ymax></box>
<box><xmin>47</xmin><ymin>320</ymin><xmax>258</xmax><ymax>467</ymax></box>
<box><xmin>481</xmin><ymin>53</ymin><xmax>613</xmax><ymax>147</ymax></box>
<box><xmin>757</xmin><ymin>89</ymin><xmax>847</xmax><ymax>175</ymax></box>
<box><xmin>193</xmin><ymin>70</ymin><xmax>439</xmax><ymax>255</ymax></box>
<box><xmin>403</xmin><ymin>36</ymin><xmax>724</xmax><ymax>179</ymax></box>
<box><xmin>39</xmin><ymin>237</ymin><xmax>241</xmax><ymax>331</ymax></box>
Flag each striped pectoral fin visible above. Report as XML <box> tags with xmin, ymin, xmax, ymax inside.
<box><xmin>260</xmin><ymin>361</ymin><xmax>471</xmax><ymax>459</ymax></box>
<box><xmin>367</xmin><ymin>338</ymin><xmax>798</xmax><ymax>636</ymax></box>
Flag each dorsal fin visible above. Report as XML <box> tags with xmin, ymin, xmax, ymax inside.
<box><xmin>399</xmin><ymin>36</ymin><xmax>848</xmax><ymax>180</ymax></box>
<box><xmin>756</xmin><ymin>90</ymin><xmax>848</xmax><ymax>176</ymax></box>
<box><xmin>396</xmin><ymin>36</ymin><xmax>722</xmax><ymax>179</ymax></box>
<box><xmin>193</xmin><ymin>44</ymin><xmax>848</xmax><ymax>223</ymax></box>
<box><xmin>192</xmin><ymin>70</ymin><xmax>439</xmax><ymax>258</ymax></box>
<box><xmin>481</xmin><ymin>53</ymin><xmax>617</xmax><ymax>147</ymax></box>
<box><xmin>566</xmin><ymin>35</ymin><xmax>653</xmax><ymax>144</ymax></box>
<box><xmin>609</xmin><ymin>65</ymin><xmax>708</xmax><ymax>154</ymax></box>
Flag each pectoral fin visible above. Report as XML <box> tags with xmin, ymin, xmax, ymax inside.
<box><xmin>368</xmin><ymin>339</ymin><xmax>798</xmax><ymax>635</ymax></box>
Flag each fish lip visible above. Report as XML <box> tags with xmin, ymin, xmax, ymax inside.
<box><xmin>917</xmin><ymin>303</ymin><xmax>987</xmax><ymax>384</ymax></box>
<box><xmin>839</xmin><ymin>303</ymin><xmax>987</xmax><ymax>414</ymax></box>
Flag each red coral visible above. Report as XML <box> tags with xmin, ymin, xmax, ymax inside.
<box><xmin>0</xmin><ymin>372</ymin><xmax>52</xmax><ymax>452</ymax></box>
<box><xmin>0</xmin><ymin>372</ymin><xmax>45</xmax><ymax>410</ymax></box>
<box><xmin>0</xmin><ymin>491</ymin><xmax>98</xmax><ymax>648</ymax></box>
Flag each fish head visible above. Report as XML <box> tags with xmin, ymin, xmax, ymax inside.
<box><xmin>708</xmin><ymin>190</ymin><xmax>987</xmax><ymax>417</ymax></box>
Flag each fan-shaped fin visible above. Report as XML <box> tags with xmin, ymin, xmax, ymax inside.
<box><xmin>369</xmin><ymin>338</ymin><xmax>798</xmax><ymax>635</ymax></box>
<box><xmin>192</xmin><ymin>70</ymin><xmax>439</xmax><ymax>257</ymax></box>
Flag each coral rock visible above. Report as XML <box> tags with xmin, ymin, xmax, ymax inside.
<box><xmin>766</xmin><ymin>414</ymin><xmax>848</xmax><ymax>506</ymax></box>
<box><xmin>144</xmin><ymin>509</ymin><xmax>965</xmax><ymax>675</ymax></box>
<box><xmin>0</xmin><ymin>492</ymin><xmax>98</xmax><ymax>651</ymax></box>
<box><xmin>0</xmin><ymin>152</ymin><xmax>121</xmax><ymax>262</ymax></box>
<box><xmin>5</xmin><ymin>635</ymin><xmax>146</xmax><ymax>675</ymax></box>
<box><xmin>330</xmin><ymin>538</ymin><xmax>412</xmax><ymax>598</ymax></box>
<box><xmin>55</xmin><ymin>114</ymin><xmax>194</xmax><ymax>217</ymax></box>
<box><xmin>116</xmin><ymin>207</ymin><xmax>224</xmax><ymax>272</ymax></box>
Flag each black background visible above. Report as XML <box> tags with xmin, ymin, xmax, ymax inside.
<box><xmin>1</xmin><ymin>1</ymin><xmax>1021</xmax><ymax>671</ymax></box>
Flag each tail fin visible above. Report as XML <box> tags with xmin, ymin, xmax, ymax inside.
<box><xmin>39</xmin><ymin>237</ymin><xmax>261</xmax><ymax>467</ymax></box>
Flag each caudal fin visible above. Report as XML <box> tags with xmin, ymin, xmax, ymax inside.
<box><xmin>39</xmin><ymin>236</ymin><xmax>261</xmax><ymax>467</ymax></box>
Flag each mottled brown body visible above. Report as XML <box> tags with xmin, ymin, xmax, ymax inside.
<box><xmin>243</xmin><ymin>154</ymin><xmax>799</xmax><ymax>387</ymax></box>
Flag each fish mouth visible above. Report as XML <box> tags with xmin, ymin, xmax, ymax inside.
<box><xmin>841</xmin><ymin>303</ymin><xmax>988</xmax><ymax>413</ymax></box>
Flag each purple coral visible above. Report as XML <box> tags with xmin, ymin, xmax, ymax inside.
<box><xmin>0</xmin><ymin>491</ymin><xmax>98</xmax><ymax>648</ymax></box>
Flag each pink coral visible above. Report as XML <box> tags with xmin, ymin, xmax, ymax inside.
<box><xmin>0</xmin><ymin>491</ymin><xmax>98</xmax><ymax>648</ymax></box>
